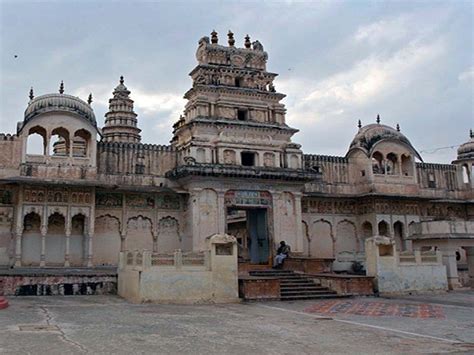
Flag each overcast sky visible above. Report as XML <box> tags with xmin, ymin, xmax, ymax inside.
<box><xmin>0</xmin><ymin>0</ymin><xmax>472</xmax><ymax>163</ymax></box>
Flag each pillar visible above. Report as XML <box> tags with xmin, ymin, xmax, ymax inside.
<box><xmin>440</xmin><ymin>246</ymin><xmax>461</xmax><ymax>289</ymax></box>
<box><xmin>217</xmin><ymin>190</ymin><xmax>226</xmax><ymax>234</ymax></box>
<box><xmin>40</xmin><ymin>225</ymin><xmax>47</xmax><ymax>267</ymax></box>
<box><xmin>64</xmin><ymin>230</ymin><xmax>71</xmax><ymax>267</ymax></box>
<box><xmin>86</xmin><ymin>232</ymin><xmax>93</xmax><ymax>267</ymax></box>
<box><xmin>14</xmin><ymin>230</ymin><xmax>22</xmax><ymax>267</ymax></box>
<box><xmin>294</xmin><ymin>192</ymin><xmax>304</xmax><ymax>253</ymax></box>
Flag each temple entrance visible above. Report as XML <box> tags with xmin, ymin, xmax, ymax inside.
<box><xmin>227</xmin><ymin>207</ymin><xmax>269</xmax><ymax>264</ymax></box>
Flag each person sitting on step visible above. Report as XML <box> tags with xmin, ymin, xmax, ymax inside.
<box><xmin>273</xmin><ymin>241</ymin><xmax>291</xmax><ymax>269</ymax></box>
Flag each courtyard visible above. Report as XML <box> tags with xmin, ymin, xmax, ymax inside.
<box><xmin>0</xmin><ymin>291</ymin><xmax>473</xmax><ymax>354</ymax></box>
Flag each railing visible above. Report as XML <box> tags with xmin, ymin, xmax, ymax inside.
<box><xmin>121</xmin><ymin>249</ymin><xmax>207</xmax><ymax>270</ymax></box>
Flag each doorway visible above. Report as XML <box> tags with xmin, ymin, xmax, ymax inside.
<box><xmin>227</xmin><ymin>208</ymin><xmax>269</xmax><ymax>264</ymax></box>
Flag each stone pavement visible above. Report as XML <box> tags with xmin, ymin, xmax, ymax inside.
<box><xmin>0</xmin><ymin>291</ymin><xmax>473</xmax><ymax>354</ymax></box>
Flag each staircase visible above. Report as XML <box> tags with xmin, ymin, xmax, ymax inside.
<box><xmin>248</xmin><ymin>270</ymin><xmax>340</xmax><ymax>301</ymax></box>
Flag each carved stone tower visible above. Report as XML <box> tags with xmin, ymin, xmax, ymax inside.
<box><xmin>102</xmin><ymin>76</ymin><xmax>141</xmax><ymax>143</ymax></box>
<box><xmin>171</xmin><ymin>31</ymin><xmax>303</xmax><ymax>169</ymax></box>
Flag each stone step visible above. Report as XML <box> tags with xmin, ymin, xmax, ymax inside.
<box><xmin>281</xmin><ymin>289</ymin><xmax>336</xmax><ymax>296</ymax></box>
<box><xmin>280</xmin><ymin>279</ymin><xmax>316</xmax><ymax>284</ymax></box>
<box><xmin>281</xmin><ymin>294</ymin><xmax>344</xmax><ymax>301</ymax></box>
<box><xmin>280</xmin><ymin>286</ymin><xmax>328</xmax><ymax>292</ymax></box>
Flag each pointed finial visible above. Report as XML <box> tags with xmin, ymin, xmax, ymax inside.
<box><xmin>87</xmin><ymin>93</ymin><xmax>93</xmax><ymax>105</ymax></box>
<box><xmin>376</xmin><ymin>114</ymin><xmax>380</xmax><ymax>124</ymax></box>
<box><xmin>244</xmin><ymin>34</ymin><xmax>251</xmax><ymax>48</ymax></box>
<box><xmin>396</xmin><ymin>123</ymin><xmax>400</xmax><ymax>132</ymax></box>
<box><xmin>227</xmin><ymin>30</ymin><xmax>235</xmax><ymax>47</ymax></box>
<box><xmin>29</xmin><ymin>87</ymin><xmax>34</xmax><ymax>100</ymax></box>
<box><xmin>470</xmin><ymin>129</ymin><xmax>473</xmax><ymax>139</ymax></box>
<box><xmin>59</xmin><ymin>80</ymin><xmax>64</xmax><ymax>94</ymax></box>
<box><xmin>211</xmin><ymin>30</ymin><xmax>218</xmax><ymax>44</ymax></box>
<box><xmin>358</xmin><ymin>120</ymin><xmax>362</xmax><ymax>129</ymax></box>
<box><xmin>120</xmin><ymin>76</ymin><xmax>124</xmax><ymax>85</ymax></box>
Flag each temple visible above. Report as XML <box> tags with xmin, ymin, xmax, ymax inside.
<box><xmin>0</xmin><ymin>31</ymin><xmax>472</xmax><ymax>297</ymax></box>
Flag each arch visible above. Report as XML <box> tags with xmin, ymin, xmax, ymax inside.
<box><xmin>372</xmin><ymin>151</ymin><xmax>385</xmax><ymax>174</ymax></box>
<box><xmin>335</xmin><ymin>219</ymin><xmax>358</xmax><ymax>254</ymax></box>
<box><xmin>22</xmin><ymin>212</ymin><xmax>42</xmax><ymax>265</ymax></box>
<box><xmin>393</xmin><ymin>221</ymin><xmax>404</xmax><ymax>251</ymax></box>
<box><xmin>93</xmin><ymin>215</ymin><xmax>121</xmax><ymax>266</ymax></box>
<box><xmin>157</xmin><ymin>216</ymin><xmax>181</xmax><ymax>253</ymax></box>
<box><xmin>46</xmin><ymin>212</ymin><xmax>66</xmax><ymax>265</ymax></box>
<box><xmin>386</xmin><ymin>153</ymin><xmax>398</xmax><ymax>175</ymax></box>
<box><xmin>50</xmin><ymin>127</ymin><xmax>70</xmax><ymax>156</ymax></box>
<box><xmin>311</xmin><ymin>219</ymin><xmax>334</xmax><ymax>258</ymax></box>
<box><xmin>69</xmin><ymin>214</ymin><xmax>85</xmax><ymax>266</ymax></box>
<box><xmin>126</xmin><ymin>215</ymin><xmax>154</xmax><ymax>251</ymax></box>
<box><xmin>378</xmin><ymin>220</ymin><xmax>389</xmax><ymax>237</ymax></box>
<box><xmin>401</xmin><ymin>154</ymin><xmax>413</xmax><ymax>176</ymax></box>
<box><xmin>27</xmin><ymin>126</ymin><xmax>47</xmax><ymax>155</ymax></box>
<box><xmin>361</xmin><ymin>221</ymin><xmax>373</xmax><ymax>251</ymax></box>
<box><xmin>73</xmin><ymin>129</ymin><xmax>91</xmax><ymax>157</ymax></box>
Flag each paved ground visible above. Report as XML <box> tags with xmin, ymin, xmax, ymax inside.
<box><xmin>0</xmin><ymin>291</ymin><xmax>473</xmax><ymax>354</ymax></box>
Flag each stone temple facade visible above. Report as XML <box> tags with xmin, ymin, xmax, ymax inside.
<box><xmin>0</xmin><ymin>31</ymin><xmax>473</xmax><ymax>288</ymax></box>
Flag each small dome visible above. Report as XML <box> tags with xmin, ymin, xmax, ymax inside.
<box><xmin>457</xmin><ymin>130</ymin><xmax>474</xmax><ymax>160</ymax></box>
<box><xmin>348</xmin><ymin>123</ymin><xmax>422</xmax><ymax>161</ymax></box>
<box><xmin>23</xmin><ymin>93</ymin><xmax>97</xmax><ymax>129</ymax></box>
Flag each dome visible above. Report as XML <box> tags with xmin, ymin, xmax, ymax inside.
<box><xmin>348</xmin><ymin>123</ymin><xmax>423</xmax><ymax>161</ymax></box>
<box><xmin>23</xmin><ymin>93</ymin><xmax>97</xmax><ymax>129</ymax></box>
<box><xmin>457</xmin><ymin>130</ymin><xmax>474</xmax><ymax>160</ymax></box>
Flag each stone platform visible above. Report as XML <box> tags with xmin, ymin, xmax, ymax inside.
<box><xmin>0</xmin><ymin>267</ymin><xmax>117</xmax><ymax>296</ymax></box>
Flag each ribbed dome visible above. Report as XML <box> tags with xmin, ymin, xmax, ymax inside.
<box><xmin>348</xmin><ymin>123</ymin><xmax>422</xmax><ymax>161</ymax></box>
<box><xmin>457</xmin><ymin>131</ymin><xmax>474</xmax><ymax>160</ymax></box>
<box><xmin>23</xmin><ymin>93</ymin><xmax>97</xmax><ymax>128</ymax></box>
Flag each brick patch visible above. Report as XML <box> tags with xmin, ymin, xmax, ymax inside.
<box><xmin>304</xmin><ymin>300</ymin><xmax>445</xmax><ymax>319</ymax></box>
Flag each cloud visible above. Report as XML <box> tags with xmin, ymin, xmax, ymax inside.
<box><xmin>458</xmin><ymin>66</ymin><xmax>474</xmax><ymax>82</ymax></box>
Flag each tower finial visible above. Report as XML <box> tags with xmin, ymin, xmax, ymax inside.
<box><xmin>227</xmin><ymin>30</ymin><xmax>235</xmax><ymax>47</ymax></box>
<box><xmin>376</xmin><ymin>114</ymin><xmax>380</xmax><ymax>124</ymax></box>
<box><xmin>120</xmin><ymin>76</ymin><xmax>124</xmax><ymax>85</ymax></box>
<box><xmin>396</xmin><ymin>123</ymin><xmax>400</xmax><ymax>131</ymax></box>
<box><xmin>29</xmin><ymin>87</ymin><xmax>34</xmax><ymax>101</ymax></box>
<box><xmin>211</xmin><ymin>30</ymin><xmax>218</xmax><ymax>44</ymax></box>
<box><xmin>88</xmin><ymin>93</ymin><xmax>93</xmax><ymax>105</ymax></box>
<box><xmin>59</xmin><ymin>80</ymin><xmax>64</xmax><ymax>94</ymax></box>
<box><xmin>244</xmin><ymin>34</ymin><xmax>251</xmax><ymax>49</ymax></box>
<box><xmin>358</xmin><ymin>120</ymin><xmax>362</xmax><ymax>129</ymax></box>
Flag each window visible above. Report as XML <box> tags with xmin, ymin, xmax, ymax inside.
<box><xmin>241</xmin><ymin>152</ymin><xmax>255</xmax><ymax>166</ymax></box>
<box><xmin>237</xmin><ymin>109</ymin><xmax>247</xmax><ymax>121</ymax></box>
<box><xmin>235</xmin><ymin>77</ymin><xmax>242</xmax><ymax>87</ymax></box>
<box><xmin>428</xmin><ymin>172</ymin><xmax>436</xmax><ymax>188</ymax></box>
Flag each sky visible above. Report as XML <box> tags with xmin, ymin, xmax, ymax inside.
<box><xmin>0</xmin><ymin>0</ymin><xmax>472</xmax><ymax>163</ymax></box>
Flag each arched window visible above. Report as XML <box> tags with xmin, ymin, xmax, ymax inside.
<box><xmin>393</xmin><ymin>221</ymin><xmax>404</xmax><ymax>251</ymax></box>
<box><xmin>27</xmin><ymin>126</ymin><xmax>47</xmax><ymax>155</ymax></box>
<box><xmin>386</xmin><ymin>153</ymin><xmax>398</xmax><ymax>175</ymax></box>
<box><xmin>372</xmin><ymin>151</ymin><xmax>385</xmax><ymax>174</ymax></box>
<box><xmin>462</xmin><ymin>165</ymin><xmax>470</xmax><ymax>184</ymax></box>
<box><xmin>378</xmin><ymin>220</ymin><xmax>389</xmax><ymax>237</ymax></box>
<box><xmin>361</xmin><ymin>221</ymin><xmax>373</xmax><ymax>251</ymax></box>
<box><xmin>50</xmin><ymin>127</ymin><xmax>70</xmax><ymax>156</ymax></box>
<box><xmin>73</xmin><ymin>129</ymin><xmax>91</xmax><ymax>157</ymax></box>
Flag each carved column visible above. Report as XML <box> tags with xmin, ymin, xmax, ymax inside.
<box><xmin>85</xmin><ymin>232</ymin><xmax>93</xmax><ymax>267</ymax></box>
<box><xmin>64</xmin><ymin>224</ymin><xmax>71</xmax><ymax>267</ymax></box>
<box><xmin>14</xmin><ymin>229</ymin><xmax>22</xmax><ymax>267</ymax></box>
<box><xmin>14</xmin><ymin>188</ymin><xmax>24</xmax><ymax>267</ymax></box>
<box><xmin>40</xmin><ymin>225</ymin><xmax>47</xmax><ymax>267</ymax></box>
<box><xmin>217</xmin><ymin>190</ymin><xmax>226</xmax><ymax>234</ymax></box>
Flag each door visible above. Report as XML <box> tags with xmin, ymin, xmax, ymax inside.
<box><xmin>247</xmin><ymin>209</ymin><xmax>269</xmax><ymax>264</ymax></box>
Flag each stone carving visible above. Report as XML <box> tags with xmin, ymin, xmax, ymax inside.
<box><xmin>223</xmin><ymin>150</ymin><xmax>236</xmax><ymax>164</ymax></box>
<box><xmin>127</xmin><ymin>194</ymin><xmax>155</xmax><ymax>208</ymax></box>
<box><xmin>156</xmin><ymin>194</ymin><xmax>180</xmax><ymax>210</ymax></box>
<box><xmin>24</xmin><ymin>188</ymin><xmax>46</xmax><ymax>203</ymax></box>
<box><xmin>263</xmin><ymin>153</ymin><xmax>275</xmax><ymax>167</ymax></box>
<box><xmin>96</xmin><ymin>193</ymin><xmax>123</xmax><ymax>207</ymax></box>
<box><xmin>224</xmin><ymin>190</ymin><xmax>271</xmax><ymax>207</ymax></box>
<box><xmin>0</xmin><ymin>190</ymin><xmax>12</xmax><ymax>205</ymax></box>
<box><xmin>252</xmin><ymin>40</ymin><xmax>264</xmax><ymax>51</ymax></box>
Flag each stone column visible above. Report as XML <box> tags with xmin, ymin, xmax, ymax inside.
<box><xmin>217</xmin><ymin>190</ymin><xmax>226</xmax><ymax>234</ymax></box>
<box><xmin>86</xmin><ymin>232</ymin><xmax>93</xmax><ymax>267</ymax></box>
<box><xmin>465</xmin><ymin>247</ymin><xmax>474</xmax><ymax>287</ymax></box>
<box><xmin>293</xmin><ymin>192</ymin><xmax>304</xmax><ymax>253</ymax></box>
<box><xmin>14</xmin><ymin>229</ymin><xmax>22</xmax><ymax>267</ymax></box>
<box><xmin>64</xmin><ymin>229</ymin><xmax>71</xmax><ymax>267</ymax></box>
<box><xmin>440</xmin><ymin>246</ymin><xmax>461</xmax><ymax>289</ymax></box>
<box><xmin>40</xmin><ymin>225</ymin><xmax>47</xmax><ymax>267</ymax></box>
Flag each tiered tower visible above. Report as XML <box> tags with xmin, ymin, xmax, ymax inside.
<box><xmin>171</xmin><ymin>30</ymin><xmax>303</xmax><ymax>169</ymax></box>
<box><xmin>102</xmin><ymin>76</ymin><xmax>141</xmax><ymax>143</ymax></box>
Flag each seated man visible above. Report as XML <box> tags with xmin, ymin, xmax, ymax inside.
<box><xmin>273</xmin><ymin>241</ymin><xmax>291</xmax><ymax>269</ymax></box>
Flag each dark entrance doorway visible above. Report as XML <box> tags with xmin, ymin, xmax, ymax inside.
<box><xmin>227</xmin><ymin>208</ymin><xmax>269</xmax><ymax>264</ymax></box>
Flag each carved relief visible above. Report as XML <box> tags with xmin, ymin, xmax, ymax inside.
<box><xmin>223</xmin><ymin>149</ymin><xmax>236</xmax><ymax>165</ymax></box>
<box><xmin>0</xmin><ymin>189</ymin><xmax>13</xmax><ymax>205</ymax></box>
<box><xmin>24</xmin><ymin>188</ymin><xmax>46</xmax><ymax>203</ymax></box>
<box><xmin>224</xmin><ymin>190</ymin><xmax>272</xmax><ymax>207</ymax></box>
<box><xmin>156</xmin><ymin>194</ymin><xmax>180</xmax><ymax>210</ymax></box>
<box><xmin>96</xmin><ymin>193</ymin><xmax>123</xmax><ymax>207</ymax></box>
<box><xmin>126</xmin><ymin>194</ymin><xmax>155</xmax><ymax>208</ymax></box>
<box><xmin>263</xmin><ymin>152</ymin><xmax>275</xmax><ymax>167</ymax></box>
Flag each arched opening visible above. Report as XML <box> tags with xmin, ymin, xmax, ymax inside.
<box><xmin>378</xmin><ymin>220</ymin><xmax>389</xmax><ymax>237</ymax></box>
<box><xmin>335</xmin><ymin>220</ymin><xmax>358</xmax><ymax>254</ymax></box>
<box><xmin>372</xmin><ymin>151</ymin><xmax>385</xmax><ymax>174</ymax></box>
<box><xmin>73</xmin><ymin>129</ymin><xmax>91</xmax><ymax>158</ymax></box>
<box><xmin>156</xmin><ymin>217</ymin><xmax>180</xmax><ymax>253</ymax></box>
<box><xmin>361</xmin><ymin>221</ymin><xmax>373</xmax><ymax>251</ymax></box>
<box><xmin>27</xmin><ymin>126</ymin><xmax>47</xmax><ymax>155</ymax></box>
<box><xmin>386</xmin><ymin>153</ymin><xmax>398</xmax><ymax>175</ymax></box>
<box><xmin>93</xmin><ymin>215</ymin><xmax>121</xmax><ymax>266</ymax></box>
<box><xmin>401</xmin><ymin>154</ymin><xmax>413</xmax><ymax>176</ymax></box>
<box><xmin>126</xmin><ymin>216</ymin><xmax>153</xmax><ymax>251</ymax></box>
<box><xmin>46</xmin><ymin>213</ymin><xmax>66</xmax><ymax>265</ymax></box>
<box><xmin>22</xmin><ymin>212</ymin><xmax>41</xmax><ymax>265</ymax></box>
<box><xmin>70</xmin><ymin>214</ymin><xmax>85</xmax><ymax>266</ymax></box>
<box><xmin>393</xmin><ymin>221</ymin><xmax>404</xmax><ymax>251</ymax></box>
<box><xmin>50</xmin><ymin>127</ymin><xmax>70</xmax><ymax>156</ymax></box>
<box><xmin>312</xmin><ymin>220</ymin><xmax>333</xmax><ymax>258</ymax></box>
<box><xmin>462</xmin><ymin>165</ymin><xmax>470</xmax><ymax>184</ymax></box>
